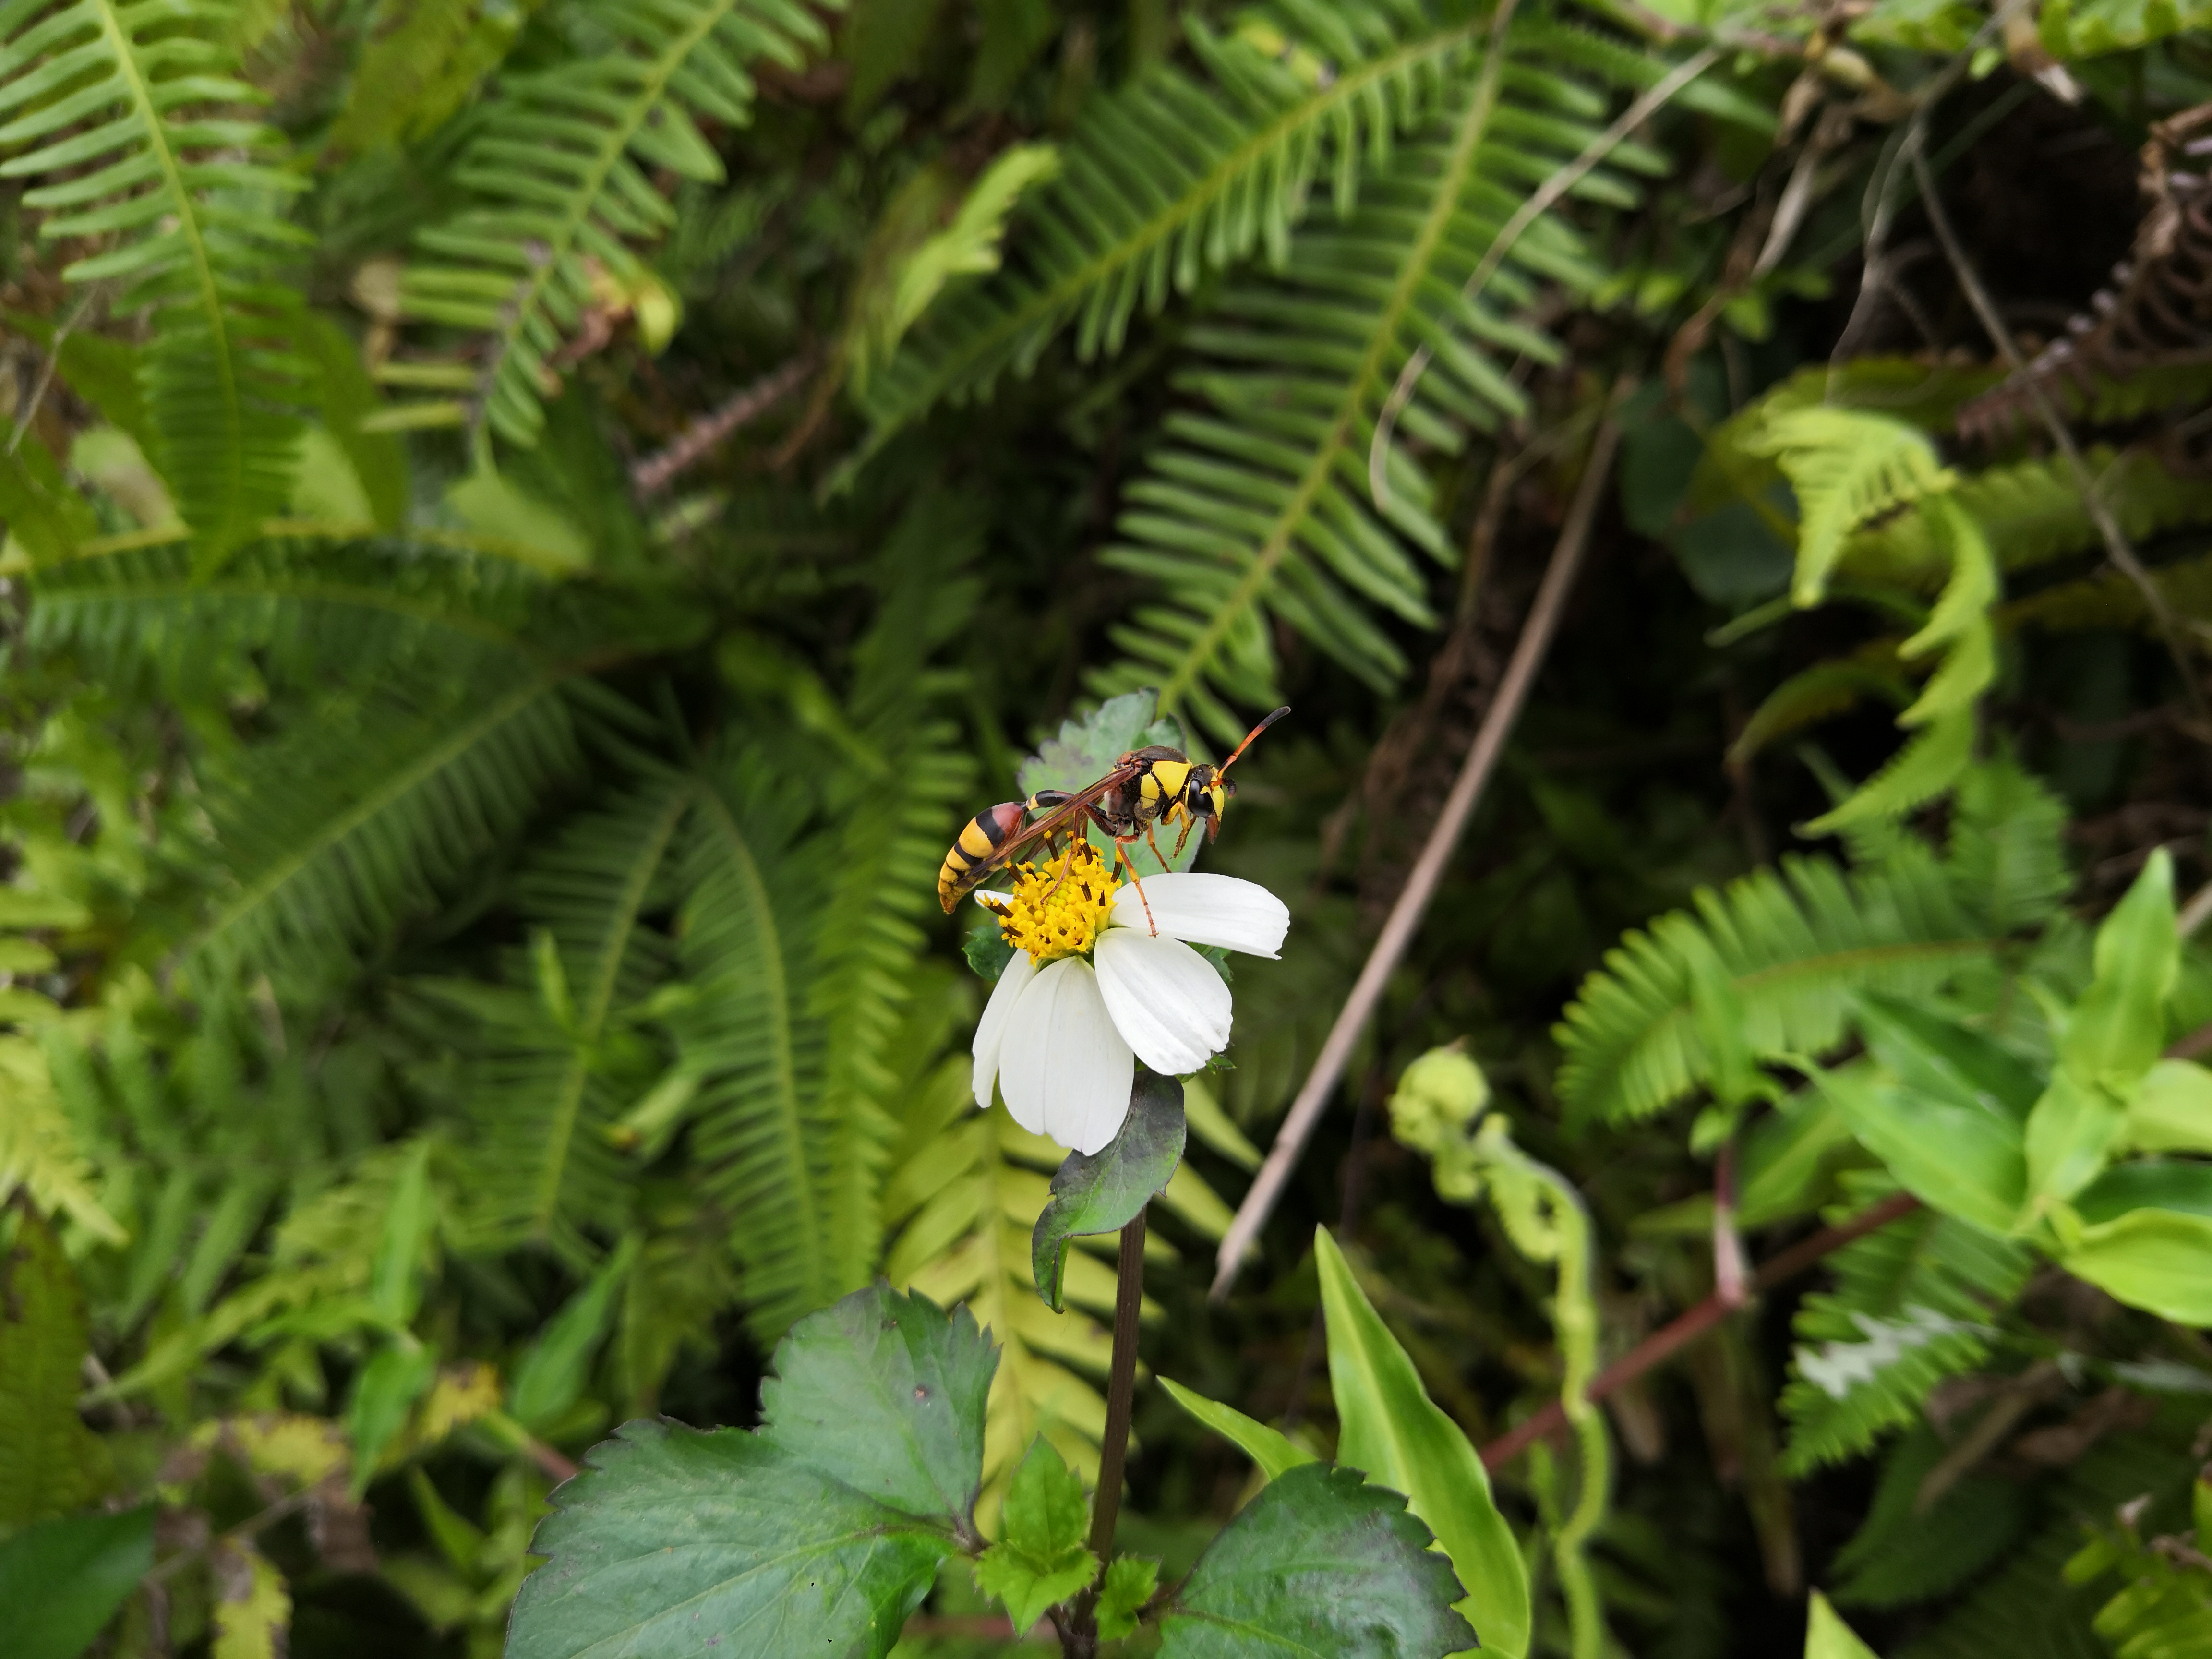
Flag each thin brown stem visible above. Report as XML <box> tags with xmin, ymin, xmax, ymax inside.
<box><xmin>1909</xmin><ymin>149</ymin><xmax>2209</xmax><ymax>730</ymax></box>
<box><xmin>629</xmin><ymin>355</ymin><xmax>814</xmax><ymax>495</ymax></box>
<box><xmin>1213</xmin><ymin>387</ymin><xmax>1632</xmax><ymax>1298</ymax></box>
<box><xmin>1479</xmin><ymin>1190</ymin><xmax>1922</xmax><ymax>1469</ymax></box>
<box><xmin>1089</xmin><ymin>1208</ymin><xmax>1147</xmax><ymax>1564</ymax></box>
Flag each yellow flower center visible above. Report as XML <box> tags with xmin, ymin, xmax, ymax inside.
<box><xmin>990</xmin><ymin>841</ymin><xmax>1120</xmax><ymax>963</ymax></box>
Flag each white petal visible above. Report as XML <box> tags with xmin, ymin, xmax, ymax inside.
<box><xmin>1094</xmin><ymin>928</ymin><xmax>1232</xmax><ymax>1077</ymax></box>
<box><xmin>1110</xmin><ymin>873</ymin><xmax>1290</xmax><ymax>957</ymax></box>
<box><xmin>971</xmin><ymin>950</ymin><xmax>1038</xmax><ymax>1109</ymax></box>
<box><xmin>998</xmin><ymin>958</ymin><xmax>1135</xmax><ymax>1154</ymax></box>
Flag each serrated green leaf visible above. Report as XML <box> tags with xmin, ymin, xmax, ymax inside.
<box><xmin>972</xmin><ymin>1437</ymin><xmax>1096</xmax><ymax>1632</ymax></box>
<box><xmin>0</xmin><ymin>1505</ymin><xmax>155</xmax><ymax>1659</ymax></box>
<box><xmin>1031</xmin><ymin>1073</ymin><xmax>1184</xmax><ymax>1312</ymax></box>
<box><xmin>1316</xmin><ymin>1228</ymin><xmax>1529</xmax><ymax>1659</ymax></box>
<box><xmin>1160</xmin><ymin>1377</ymin><xmax>1317</xmax><ymax>1482</ymax></box>
<box><xmin>1159</xmin><ymin>1462</ymin><xmax>1477</xmax><ymax>1658</ymax></box>
<box><xmin>0</xmin><ymin>1207</ymin><xmax>102</xmax><ymax>1529</ymax></box>
<box><xmin>1097</xmin><ymin>1554</ymin><xmax>1161</xmax><ymax>1641</ymax></box>
<box><xmin>507</xmin><ymin>1419</ymin><xmax>953</xmax><ymax>1659</ymax></box>
<box><xmin>757</xmin><ymin>1283</ymin><xmax>996</xmax><ymax>1525</ymax></box>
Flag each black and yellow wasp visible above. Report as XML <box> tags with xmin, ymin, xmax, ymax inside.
<box><xmin>937</xmin><ymin>707</ymin><xmax>1289</xmax><ymax>915</ymax></box>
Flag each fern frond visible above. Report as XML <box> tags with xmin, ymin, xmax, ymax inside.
<box><xmin>1091</xmin><ymin>37</ymin><xmax>1660</xmax><ymax>738</ymax></box>
<box><xmin>851</xmin><ymin>0</ymin><xmax>1487</xmax><ymax>460</ymax></box>
<box><xmin>1554</xmin><ymin>847</ymin><xmax>1997</xmax><ymax>1126</ymax></box>
<box><xmin>1845</xmin><ymin>446</ymin><xmax>2212</xmax><ymax>590</ymax></box>
<box><xmin>1830</xmin><ymin>1426</ymin><xmax>2031</xmax><ymax>1608</ymax></box>
<box><xmin>185</xmin><ymin>656</ymin><xmax>586</xmax><ymax>998</ymax></box>
<box><xmin>1742</xmin><ymin>408</ymin><xmax>1955</xmax><ymax>607</ymax></box>
<box><xmin>1779</xmin><ymin>1174</ymin><xmax>2033</xmax><ymax>1474</ymax></box>
<box><xmin>0</xmin><ymin>0</ymin><xmax>311</xmax><ymax>560</ymax></box>
<box><xmin>673</xmin><ymin>751</ymin><xmax>836</xmax><ymax>1342</ymax></box>
<box><xmin>328</xmin><ymin>0</ymin><xmax>545</xmax><ymax>152</ymax></box>
<box><xmin>1901</xmin><ymin>1430</ymin><xmax>2194</xmax><ymax>1659</ymax></box>
<box><xmin>450</xmin><ymin>775</ymin><xmax>692</xmax><ymax>1258</ymax></box>
<box><xmin>2003</xmin><ymin>549</ymin><xmax>2212</xmax><ymax>637</ymax></box>
<box><xmin>398</xmin><ymin>0</ymin><xmax>836</xmax><ymax>445</ymax></box>
<box><xmin>2038</xmin><ymin>0</ymin><xmax>2212</xmax><ymax>58</ymax></box>
<box><xmin>0</xmin><ymin>1033</ymin><xmax>125</xmax><ymax>1244</ymax></box>
<box><xmin>27</xmin><ymin>537</ymin><xmax>540</xmax><ymax>691</ymax></box>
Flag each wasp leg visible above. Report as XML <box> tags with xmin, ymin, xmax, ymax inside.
<box><xmin>1114</xmin><ymin>837</ymin><xmax>1159</xmax><ymax>936</ymax></box>
<box><xmin>1142</xmin><ymin>817</ymin><xmax>1178</xmax><ymax>875</ymax></box>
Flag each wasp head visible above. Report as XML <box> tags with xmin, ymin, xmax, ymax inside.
<box><xmin>1185</xmin><ymin>767</ymin><xmax>1236</xmax><ymax>840</ymax></box>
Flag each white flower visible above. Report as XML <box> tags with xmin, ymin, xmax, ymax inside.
<box><xmin>971</xmin><ymin>848</ymin><xmax>1289</xmax><ymax>1154</ymax></box>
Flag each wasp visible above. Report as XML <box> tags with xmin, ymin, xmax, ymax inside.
<box><xmin>938</xmin><ymin>707</ymin><xmax>1289</xmax><ymax>919</ymax></box>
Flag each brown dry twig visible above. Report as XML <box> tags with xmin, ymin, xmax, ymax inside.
<box><xmin>1213</xmin><ymin>384</ymin><xmax>1632</xmax><ymax>1299</ymax></box>
<box><xmin>630</xmin><ymin>355</ymin><xmax>815</xmax><ymax>495</ymax></box>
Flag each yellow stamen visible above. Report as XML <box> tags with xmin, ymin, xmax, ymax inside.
<box><xmin>990</xmin><ymin>842</ymin><xmax>1120</xmax><ymax>963</ymax></box>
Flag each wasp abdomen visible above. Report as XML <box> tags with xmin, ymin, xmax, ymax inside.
<box><xmin>937</xmin><ymin>798</ymin><xmax>1043</xmax><ymax>912</ymax></box>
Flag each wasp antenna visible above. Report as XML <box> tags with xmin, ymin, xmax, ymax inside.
<box><xmin>1219</xmin><ymin>705</ymin><xmax>1291</xmax><ymax>775</ymax></box>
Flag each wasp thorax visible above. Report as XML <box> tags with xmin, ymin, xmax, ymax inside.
<box><xmin>985</xmin><ymin>842</ymin><xmax>1120</xmax><ymax>963</ymax></box>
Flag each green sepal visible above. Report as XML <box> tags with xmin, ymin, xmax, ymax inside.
<box><xmin>965</xmin><ymin>908</ymin><xmax>1016</xmax><ymax>984</ymax></box>
<box><xmin>971</xmin><ymin>1437</ymin><xmax>1096</xmax><ymax>1634</ymax></box>
<box><xmin>1031</xmin><ymin>1072</ymin><xmax>1185</xmax><ymax>1312</ymax></box>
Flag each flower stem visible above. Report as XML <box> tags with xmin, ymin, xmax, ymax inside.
<box><xmin>1089</xmin><ymin>1204</ymin><xmax>1147</xmax><ymax>1564</ymax></box>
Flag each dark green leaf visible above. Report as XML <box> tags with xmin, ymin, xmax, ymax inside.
<box><xmin>507</xmin><ymin>1419</ymin><xmax>954</xmax><ymax>1659</ymax></box>
<box><xmin>0</xmin><ymin>1208</ymin><xmax>101</xmax><ymax>1529</ymax></box>
<box><xmin>966</xmin><ymin>908</ymin><xmax>1016</xmax><ymax>984</ymax></box>
<box><xmin>972</xmin><ymin>1438</ymin><xmax>1095</xmax><ymax>1633</ymax></box>
<box><xmin>1031</xmin><ymin>1072</ymin><xmax>1184</xmax><ymax>1312</ymax></box>
<box><xmin>0</xmin><ymin>1505</ymin><xmax>155</xmax><ymax>1659</ymax></box>
<box><xmin>758</xmin><ymin>1284</ymin><xmax>996</xmax><ymax>1525</ymax></box>
<box><xmin>1159</xmin><ymin>1463</ymin><xmax>1477</xmax><ymax>1658</ymax></box>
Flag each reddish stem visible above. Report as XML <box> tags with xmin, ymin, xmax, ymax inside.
<box><xmin>1478</xmin><ymin>1191</ymin><xmax>1921</xmax><ymax>1469</ymax></box>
